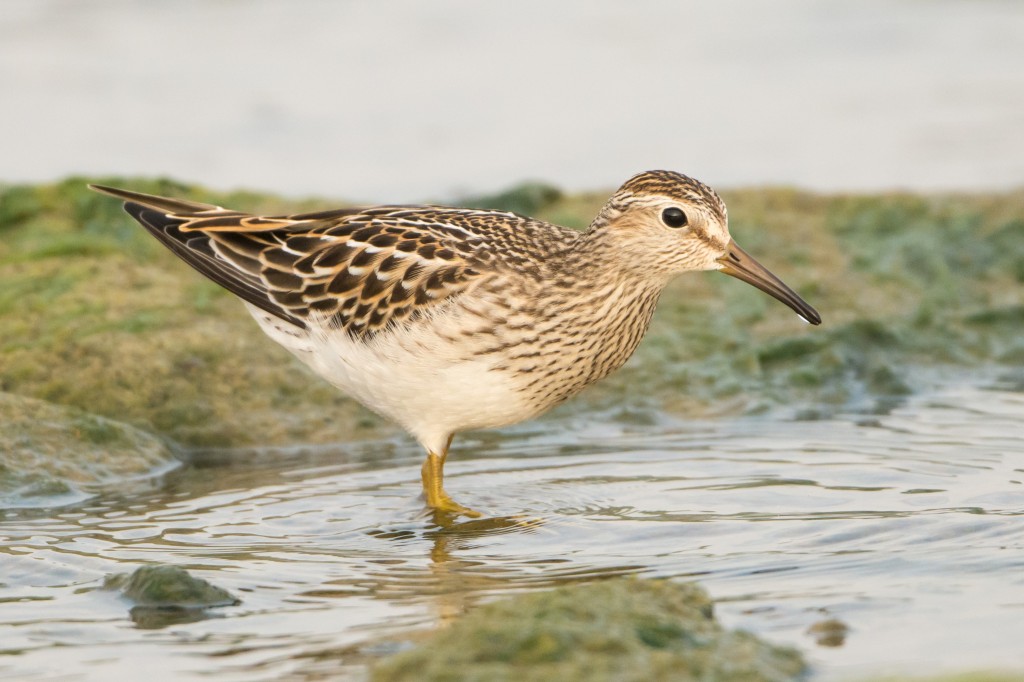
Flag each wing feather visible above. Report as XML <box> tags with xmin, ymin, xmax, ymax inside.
<box><xmin>88</xmin><ymin>184</ymin><xmax>551</xmax><ymax>338</ymax></box>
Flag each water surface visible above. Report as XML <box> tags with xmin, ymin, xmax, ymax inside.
<box><xmin>2</xmin><ymin>376</ymin><xmax>1022</xmax><ymax>681</ymax></box>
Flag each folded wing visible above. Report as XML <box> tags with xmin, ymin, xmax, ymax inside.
<box><xmin>90</xmin><ymin>185</ymin><xmax>489</xmax><ymax>337</ymax></box>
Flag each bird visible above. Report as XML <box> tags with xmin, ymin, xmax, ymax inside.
<box><xmin>90</xmin><ymin>171</ymin><xmax>821</xmax><ymax>519</ymax></box>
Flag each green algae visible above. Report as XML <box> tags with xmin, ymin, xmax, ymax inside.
<box><xmin>460</xmin><ymin>180</ymin><xmax>564</xmax><ymax>217</ymax></box>
<box><xmin>371</xmin><ymin>578</ymin><xmax>804</xmax><ymax>682</ymax></box>
<box><xmin>1</xmin><ymin>178</ymin><xmax>1022</xmax><ymax>448</ymax></box>
<box><xmin>104</xmin><ymin>564</ymin><xmax>240</xmax><ymax>629</ymax></box>
<box><xmin>0</xmin><ymin>391</ymin><xmax>175</xmax><ymax>505</ymax></box>
<box><xmin>105</xmin><ymin>565</ymin><xmax>238</xmax><ymax>607</ymax></box>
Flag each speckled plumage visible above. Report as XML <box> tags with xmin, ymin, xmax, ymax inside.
<box><xmin>91</xmin><ymin>171</ymin><xmax>820</xmax><ymax>516</ymax></box>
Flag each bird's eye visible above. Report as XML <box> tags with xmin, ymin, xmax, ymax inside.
<box><xmin>661</xmin><ymin>207</ymin><xmax>688</xmax><ymax>228</ymax></box>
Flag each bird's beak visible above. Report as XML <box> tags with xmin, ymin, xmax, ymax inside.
<box><xmin>716</xmin><ymin>241</ymin><xmax>822</xmax><ymax>325</ymax></box>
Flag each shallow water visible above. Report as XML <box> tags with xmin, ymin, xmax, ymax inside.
<box><xmin>2</xmin><ymin>376</ymin><xmax>1023</xmax><ymax>681</ymax></box>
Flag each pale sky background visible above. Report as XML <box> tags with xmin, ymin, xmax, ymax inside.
<box><xmin>2</xmin><ymin>0</ymin><xmax>1023</xmax><ymax>201</ymax></box>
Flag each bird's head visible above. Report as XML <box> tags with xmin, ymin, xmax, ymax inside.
<box><xmin>588</xmin><ymin>170</ymin><xmax>821</xmax><ymax>325</ymax></box>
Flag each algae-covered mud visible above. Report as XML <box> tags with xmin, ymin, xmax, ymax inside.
<box><xmin>104</xmin><ymin>565</ymin><xmax>240</xmax><ymax>629</ymax></box>
<box><xmin>1</xmin><ymin>178</ymin><xmax>1022</xmax><ymax>681</ymax></box>
<box><xmin>372</xmin><ymin>579</ymin><xmax>805</xmax><ymax>682</ymax></box>
<box><xmin>0</xmin><ymin>391</ymin><xmax>176</xmax><ymax>507</ymax></box>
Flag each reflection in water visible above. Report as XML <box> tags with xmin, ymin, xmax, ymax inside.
<box><xmin>128</xmin><ymin>604</ymin><xmax>222</xmax><ymax>630</ymax></box>
<box><xmin>0</xmin><ymin>379</ymin><xmax>1022</xmax><ymax>681</ymax></box>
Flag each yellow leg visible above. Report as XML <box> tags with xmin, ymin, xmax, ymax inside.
<box><xmin>420</xmin><ymin>436</ymin><xmax>481</xmax><ymax>518</ymax></box>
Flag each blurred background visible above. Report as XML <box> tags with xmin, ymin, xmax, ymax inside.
<box><xmin>3</xmin><ymin>0</ymin><xmax>1023</xmax><ymax>201</ymax></box>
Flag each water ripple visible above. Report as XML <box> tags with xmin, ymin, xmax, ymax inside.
<box><xmin>1</xmin><ymin>380</ymin><xmax>1022</xmax><ymax>680</ymax></box>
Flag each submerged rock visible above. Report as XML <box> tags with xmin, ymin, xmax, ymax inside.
<box><xmin>107</xmin><ymin>565</ymin><xmax>239</xmax><ymax>607</ymax></box>
<box><xmin>0</xmin><ymin>391</ymin><xmax>176</xmax><ymax>506</ymax></box>
<box><xmin>806</xmin><ymin>617</ymin><xmax>849</xmax><ymax>648</ymax></box>
<box><xmin>105</xmin><ymin>565</ymin><xmax>240</xmax><ymax>629</ymax></box>
<box><xmin>371</xmin><ymin>578</ymin><xmax>805</xmax><ymax>682</ymax></box>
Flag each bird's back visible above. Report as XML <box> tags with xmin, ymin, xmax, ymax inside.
<box><xmin>89</xmin><ymin>185</ymin><xmax>581</xmax><ymax>340</ymax></box>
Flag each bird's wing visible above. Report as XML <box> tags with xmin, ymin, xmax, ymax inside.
<box><xmin>89</xmin><ymin>184</ymin><xmax>512</xmax><ymax>336</ymax></box>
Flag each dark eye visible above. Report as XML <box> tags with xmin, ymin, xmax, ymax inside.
<box><xmin>661</xmin><ymin>207</ymin><xmax>688</xmax><ymax>228</ymax></box>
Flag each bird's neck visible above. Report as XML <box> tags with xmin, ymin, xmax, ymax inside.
<box><xmin>542</xmin><ymin>231</ymin><xmax>668</xmax><ymax>359</ymax></box>
<box><xmin>559</xmin><ymin>224</ymin><xmax>675</xmax><ymax>290</ymax></box>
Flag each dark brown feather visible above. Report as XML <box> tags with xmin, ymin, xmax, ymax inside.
<box><xmin>90</xmin><ymin>184</ymin><xmax>581</xmax><ymax>338</ymax></box>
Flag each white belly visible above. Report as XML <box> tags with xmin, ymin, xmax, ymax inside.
<box><xmin>245</xmin><ymin>304</ymin><xmax>533</xmax><ymax>454</ymax></box>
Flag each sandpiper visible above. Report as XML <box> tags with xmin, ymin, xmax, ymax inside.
<box><xmin>91</xmin><ymin>171</ymin><xmax>820</xmax><ymax>518</ymax></box>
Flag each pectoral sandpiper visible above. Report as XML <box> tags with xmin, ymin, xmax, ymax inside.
<box><xmin>90</xmin><ymin>171</ymin><xmax>820</xmax><ymax>518</ymax></box>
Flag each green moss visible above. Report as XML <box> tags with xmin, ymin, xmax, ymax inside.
<box><xmin>103</xmin><ymin>564</ymin><xmax>240</xmax><ymax>629</ymax></box>
<box><xmin>965</xmin><ymin>305</ymin><xmax>1024</xmax><ymax>327</ymax></box>
<box><xmin>758</xmin><ymin>337</ymin><xmax>826</xmax><ymax>367</ymax></box>
<box><xmin>0</xmin><ymin>184</ymin><xmax>46</xmax><ymax>227</ymax></box>
<box><xmin>461</xmin><ymin>181</ymin><xmax>563</xmax><ymax>216</ymax></box>
<box><xmin>106</xmin><ymin>565</ymin><xmax>238</xmax><ymax>608</ymax></box>
<box><xmin>866</xmin><ymin>364</ymin><xmax>912</xmax><ymax>395</ymax></box>
<box><xmin>0</xmin><ymin>392</ymin><xmax>174</xmax><ymax>496</ymax></box>
<box><xmin>71</xmin><ymin>414</ymin><xmax>130</xmax><ymax>446</ymax></box>
<box><xmin>372</xmin><ymin>579</ymin><xmax>804</xmax><ymax>682</ymax></box>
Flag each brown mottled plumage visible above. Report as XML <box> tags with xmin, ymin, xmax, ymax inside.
<box><xmin>90</xmin><ymin>171</ymin><xmax>820</xmax><ymax>518</ymax></box>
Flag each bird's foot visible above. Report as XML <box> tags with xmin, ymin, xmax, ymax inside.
<box><xmin>421</xmin><ymin>451</ymin><xmax>482</xmax><ymax>519</ymax></box>
<box><xmin>424</xmin><ymin>489</ymin><xmax>483</xmax><ymax>519</ymax></box>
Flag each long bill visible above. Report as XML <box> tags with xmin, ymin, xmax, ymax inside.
<box><xmin>716</xmin><ymin>241</ymin><xmax>822</xmax><ymax>325</ymax></box>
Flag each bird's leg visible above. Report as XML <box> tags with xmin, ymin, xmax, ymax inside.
<box><xmin>421</xmin><ymin>435</ymin><xmax>481</xmax><ymax>518</ymax></box>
